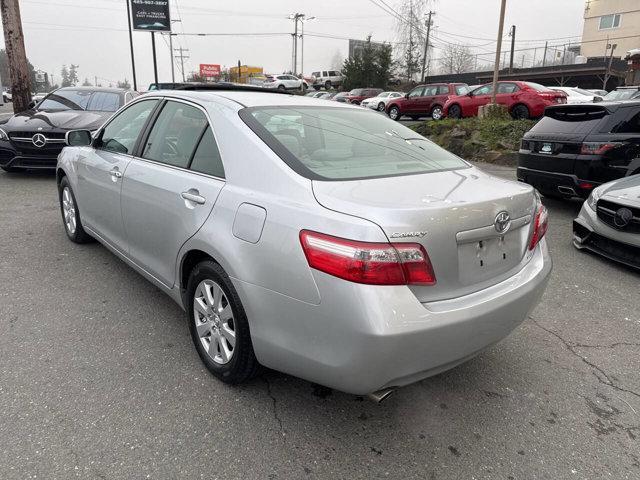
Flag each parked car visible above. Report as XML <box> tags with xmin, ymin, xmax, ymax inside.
<box><xmin>0</xmin><ymin>87</ymin><xmax>138</xmax><ymax>172</ymax></box>
<box><xmin>3</xmin><ymin>89</ymin><xmax>11</xmax><ymax>103</ymax></box>
<box><xmin>602</xmin><ymin>86</ymin><xmax>640</xmax><ymax>102</ymax></box>
<box><xmin>361</xmin><ymin>91</ymin><xmax>404</xmax><ymax>111</ymax></box>
<box><xmin>588</xmin><ymin>89</ymin><xmax>609</xmax><ymax>97</ymax></box>
<box><xmin>518</xmin><ymin>101</ymin><xmax>640</xmax><ymax>199</ymax></box>
<box><xmin>56</xmin><ymin>86</ymin><xmax>551</xmax><ymax>397</ymax></box>
<box><xmin>386</xmin><ymin>83</ymin><xmax>470</xmax><ymax>121</ymax></box>
<box><xmin>444</xmin><ymin>81</ymin><xmax>567</xmax><ymax>120</ymax></box>
<box><xmin>549</xmin><ymin>86</ymin><xmax>602</xmax><ymax>104</ymax></box>
<box><xmin>263</xmin><ymin>74</ymin><xmax>306</xmax><ymax>91</ymax></box>
<box><xmin>574</xmin><ymin>174</ymin><xmax>640</xmax><ymax>270</ymax></box>
<box><xmin>310</xmin><ymin>70</ymin><xmax>343</xmax><ymax>90</ymax></box>
<box><xmin>331</xmin><ymin>92</ymin><xmax>350</xmax><ymax>103</ymax></box>
<box><xmin>343</xmin><ymin>88</ymin><xmax>384</xmax><ymax>105</ymax></box>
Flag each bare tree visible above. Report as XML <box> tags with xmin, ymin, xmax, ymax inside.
<box><xmin>330</xmin><ymin>50</ymin><xmax>344</xmax><ymax>72</ymax></box>
<box><xmin>394</xmin><ymin>0</ymin><xmax>434</xmax><ymax>81</ymax></box>
<box><xmin>439</xmin><ymin>44</ymin><xmax>474</xmax><ymax>74</ymax></box>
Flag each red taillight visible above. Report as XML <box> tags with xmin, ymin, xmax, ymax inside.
<box><xmin>299</xmin><ymin>230</ymin><xmax>436</xmax><ymax>286</ymax></box>
<box><xmin>578</xmin><ymin>181</ymin><xmax>595</xmax><ymax>190</ymax></box>
<box><xmin>528</xmin><ymin>204</ymin><xmax>549</xmax><ymax>251</ymax></box>
<box><xmin>580</xmin><ymin>142</ymin><xmax>619</xmax><ymax>155</ymax></box>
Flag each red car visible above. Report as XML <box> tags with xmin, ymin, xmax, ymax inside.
<box><xmin>386</xmin><ymin>83</ymin><xmax>470</xmax><ymax>121</ymax></box>
<box><xmin>443</xmin><ymin>81</ymin><xmax>567</xmax><ymax>120</ymax></box>
<box><xmin>343</xmin><ymin>88</ymin><xmax>383</xmax><ymax>105</ymax></box>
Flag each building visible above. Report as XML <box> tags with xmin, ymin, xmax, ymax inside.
<box><xmin>581</xmin><ymin>0</ymin><xmax>640</xmax><ymax>58</ymax></box>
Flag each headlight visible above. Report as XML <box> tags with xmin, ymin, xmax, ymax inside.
<box><xmin>0</xmin><ymin>127</ymin><xmax>8</xmax><ymax>141</ymax></box>
<box><xmin>587</xmin><ymin>186</ymin><xmax>603</xmax><ymax>211</ymax></box>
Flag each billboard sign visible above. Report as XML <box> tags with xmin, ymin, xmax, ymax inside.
<box><xmin>130</xmin><ymin>0</ymin><xmax>171</xmax><ymax>32</ymax></box>
<box><xmin>200</xmin><ymin>64</ymin><xmax>221</xmax><ymax>78</ymax></box>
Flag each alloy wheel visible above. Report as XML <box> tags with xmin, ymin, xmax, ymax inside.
<box><xmin>61</xmin><ymin>186</ymin><xmax>77</xmax><ymax>235</ymax></box>
<box><xmin>431</xmin><ymin>106</ymin><xmax>443</xmax><ymax>120</ymax></box>
<box><xmin>389</xmin><ymin>107</ymin><xmax>399</xmax><ymax>120</ymax></box>
<box><xmin>193</xmin><ymin>279</ymin><xmax>236</xmax><ymax>365</ymax></box>
<box><xmin>377</xmin><ymin>102</ymin><xmax>385</xmax><ymax>111</ymax></box>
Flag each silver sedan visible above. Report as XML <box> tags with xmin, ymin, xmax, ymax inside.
<box><xmin>56</xmin><ymin>89</ymin><xmax>551</xmax><ymax>397</ymax></box>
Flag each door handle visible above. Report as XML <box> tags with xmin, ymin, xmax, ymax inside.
<box><xmin>181</xmin><ymin>191</ymin><xmax>206</xmax><ymax>205</ymax></box>
<box><xmin>109</xmin><ymin>169</ymin><xmax>122</xmax><ymax>178</ymax></box>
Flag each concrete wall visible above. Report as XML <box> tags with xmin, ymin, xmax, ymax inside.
<box><xmin>581</xmin><ymin>0</ymin><xmax>640</xmax><ymax>58</ymax></box>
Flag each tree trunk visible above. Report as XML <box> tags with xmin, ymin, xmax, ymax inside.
<box><xmin>0</xmin><ymin>0</ymin><xmax>31</xmax><ymax>113</ymax></box>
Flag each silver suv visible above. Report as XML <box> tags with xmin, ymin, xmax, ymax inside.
<box><xmin>311</xmin><ymin>70</ymin><xmax>343</xmax><ymax>90</ymax></box>
<box><xmin>57</xmin><ymin>87</ymin><xmax>551</xmax><ymax>397</ymax></box>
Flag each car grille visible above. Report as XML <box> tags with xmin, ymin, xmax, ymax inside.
<box><xmin>9</xmin><ymin>131</ymin><xmax>66</xmax><ymax>140</ymax></box>
<box><xmin>585</xmin><ymin>232</ymin><xmax>640</xmax><ymax>269</ymax></box>
<box><xmin>596</xmin><ymin>199</ymin><xmax>640</xmax><ymax>233</ymax></box>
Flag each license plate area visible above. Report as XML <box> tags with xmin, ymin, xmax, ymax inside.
<box><xmin>538</xmin><ymin>142</ymin><xmax>554</xmax><ymax>154</ymax></box>
<box><xmin>457</xmin><ymin>228</ymin><xmax>526</xmax><ymax>285</ymax></box>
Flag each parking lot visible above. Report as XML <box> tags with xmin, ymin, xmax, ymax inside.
<box><xmin>0</xmin><ymin>162</ymin><xmax>637</xmax><ymax>480</ymax></box>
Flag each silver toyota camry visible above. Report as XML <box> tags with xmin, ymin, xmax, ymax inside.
<box><xmin>574</xmin><ymin>174</ymin><xmax>640</xmax><ymax>269</ymax></box>
<box><xmin>57</xmin><ymin>88</ymin><xmax>552</xmax><ymax>396</ymax></box>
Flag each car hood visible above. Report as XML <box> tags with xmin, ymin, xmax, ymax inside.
<box><xmin>3</xmin><ymin>109</ymin><xmax>113</xmax><ymax>132</ymax></box>
<box><xmin>601</xmin><ymin>175</ymin><xmax>640</xmax><ymax>207</ymax></box>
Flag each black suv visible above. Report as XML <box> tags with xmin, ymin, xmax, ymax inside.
<box><xmin>518</xmin><ymin>101</ymin><xmax>640</xmax><ymax>199</ymax></box>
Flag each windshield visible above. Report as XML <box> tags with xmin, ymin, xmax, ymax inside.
<box><xmin>37</xmin><ymin>89</ymin><xmax>122</xmax><ymax>112</ymax></box>
<box><xmin>240</xmin><ymin>106</ymin><xmax>469</xmax><ymax>180</ymax></box>
<box><xmin>604</xmin><ymin>89</ymin><xmax>639</xmax><ymax>101</ymax></box>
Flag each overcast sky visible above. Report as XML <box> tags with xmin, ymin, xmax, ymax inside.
<box><xmin>5</xmin><ymin>0</ymin><xmax>586</xmax><ymax>90</ymax></box>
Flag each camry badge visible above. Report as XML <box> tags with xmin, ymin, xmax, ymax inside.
<box><xmin>494</xmin><ymin>211</ymin><xmax>511</xmax><ymax>234</ymax></box>
<box><xmin>389</xmin><ymin>231</ymin><xmax>427</xmax><ymax>239</ymax></box>
<box><xmin>32</xmin><ymin>133</ymin><xmax>46</xmax><ymax>148</ymax></box>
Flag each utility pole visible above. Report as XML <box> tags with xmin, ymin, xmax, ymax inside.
<box><xmin>420</xmin><ymin>10</ymin><xmax>434</xmax><ymax>82</ymax></box>
<box><xmin>289</xmin><ymin>13</ymin><xmax>304</xmax><ymax>75</ymax></box>
<box><xmin>0</xmin><ymin>0</ymin><xmax>31</xmax><ymax>112</ymax></box>
<box><xmin>490</xmin><ymin>0</ymin><xmax>507</xmax><ymax>105</ymax></box>
<box><xmin>125</xmin><ymin>0</ymin><xmax>137</xmax><ymax>91</ymax></box>
<box><xmin>542</xmin><ymin>41</ymin><xmax>548</xmax><ymax>67</ymax></box>
<box><xmin>407</xmin><ymin>0</ymin><xmax>414</xmax><ymax>81</ymax></box>
<box><xmin>151</xmin><ymin>32</ymin><xmax>158</xmax><ymax>84</ymax></box>
<box><xmin>94</xmin><ymin>75</ymin><xmax>98</xmax><ymax>87</ymax></box>
<box><xmin>174</xmin><ymin>47</ymin><xmax>189</xmax><ymax>82</ymax></box>
<box><xmin>604</xmin><ymin>43</ymin><xmax>617</xmax><ymax>89</ymax></box>
<box><xmin>521</xmin><ymin>55</ymin><xmax>525</xmax><ymax>68</ymax></box>
<box><xmin>508</xmin><ymin>25</ymin><xmax>516</xmax><ymax>72</ymax></box>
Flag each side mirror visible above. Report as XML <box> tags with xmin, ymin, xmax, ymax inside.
<box><xmin>28</xmin><ymin>101</ymin><xmax>36</xmax><ymax>110</ymax></box>
<box><xmin>65</xmin><ymin>129</ymin><xmax>93</xmax><ymax>147</ymax></box>
<box><xmin>467</xmin><ymin>92</ymin><xmax>474</xmax><ymax>97</ymax></box>
<box><xmin>405</xmin><ymin>93</ymin><xmax>410</xmax><ymax>98</ymax></box>
<box><xmin>593</xmin><ymin>96</ymin><xmax>603</xmax><ymax>103</ymax></box>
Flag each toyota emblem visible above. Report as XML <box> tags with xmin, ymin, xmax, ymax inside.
<box><xmin>614</xmin><ymin>207</ymin><xmax>633</xmax><ymax>228</ymax></box>
<box><xmin>32</xmin><ymin>133</ymin><xmax>46</xmax><ymax>148</ymax></box>
<box><xmin>494</xmin><ymin>211</ymin><xmax>511</xmax><ymax>234</ymax></box>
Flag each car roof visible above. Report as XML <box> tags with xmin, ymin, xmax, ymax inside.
<box><xmin>146</xmin><ymin>89</ymin><xmax>359</xmax><ymax>109</ymax></box>
<box><xmin>57</xmin><ymin>86</ymin><xmax>129</xmax><ymax>94</ymax></box>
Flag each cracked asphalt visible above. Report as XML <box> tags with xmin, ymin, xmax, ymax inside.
<box><xmin>0</xmin><ymin>163</ymin><xmax>638</xmax><ymax>479</ymax></box>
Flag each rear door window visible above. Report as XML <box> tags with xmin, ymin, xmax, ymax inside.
<box><xmin>142</xmin><ymin>101</ymin><xmax>208</xmax><ymax>168</ymax></box>
<box><xmin>189</xmin><ymin>127</ymin><xmax>225</xmax><ymax>178</ymax></box>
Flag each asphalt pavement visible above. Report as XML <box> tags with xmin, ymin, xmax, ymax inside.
<box><xmin>0</xmin><ymin>163</ymin><xmax>638</xmax><ymax>479</ymax></box>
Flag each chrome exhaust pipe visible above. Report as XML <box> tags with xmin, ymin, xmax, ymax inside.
<box><xmin>367</xmin><ymin>387</ymin><xmax>396</xmax><ymax>403</ymax></box>
<box><xmin>557</xmin><ymin>186</ymin><xmax>576</xmax><ymax>196</ymax></box>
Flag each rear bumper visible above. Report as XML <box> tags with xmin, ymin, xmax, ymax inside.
<box><xmin>517</xmin><ymin>166</ymin><xmax>597</xmax><ymax>198</ymax></box>
<box><xmin>234</xmin><ymin>241</ymin><xmax>552</xmax><ymax>395</ymax></box>
<box><xmin>573</xmin><ymin>203</ymin><xmax>640</xmax><ymax>270</ymax></box>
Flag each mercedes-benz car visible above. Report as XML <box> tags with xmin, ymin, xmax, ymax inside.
<box><xmin>574</xmin><ymin>175</ymin><xmax>640</xmax><ymax>269</ymax></box>
<box><xmin>0</xmin><ymin>86</ymin><xmax>138</xmax><ymax>172</ymax></box>
<box><xmin>56</xmin><ymin>86</ymin><xmax>551</xmax><ymax>397</ymax></box>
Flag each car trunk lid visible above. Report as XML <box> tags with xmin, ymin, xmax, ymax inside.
<box><xmin>312</xmin><ymin>167</ymin><xmax>537</xmax><ymax>302</ymax></box>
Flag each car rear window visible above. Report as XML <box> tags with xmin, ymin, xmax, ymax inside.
<box><xmin>240</xmin><ymin>106</ymin><xmax>469</xmax><ymax>181</ymax></box>
<box><xmin>604</xmin><ymin>89</ymin><xmax>640</xmax><ymax>101</ymax></box>
<box><xmin>531</xmin><ymin>106</ymin><xmax>609</xmax><ymax>134</ymax></box>
<box><xmin>525</xmin><ymin>82</ymin><xmax>553</xmax><ymax>92</ymax></box>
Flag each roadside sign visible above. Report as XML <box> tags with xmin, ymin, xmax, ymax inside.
<box><xmin>35</xmin><ymin>72</ymin><xmax>46</xmax><ymax>83</ymax></box>
<box><xmin>200</xmin><ymin>64</ymin><xmax>221</xmax><ymax>78</ymax></box>
<box><xmin>130</xmin><ymin>0</ymin><xmax>171</xmax><ymax>31</ymax></box>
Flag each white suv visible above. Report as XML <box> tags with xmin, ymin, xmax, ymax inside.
<box><xmin>311</xmin><ymin>70</ymin><xmax>343</xmax><ymax>90</ymax></box>
<box><xmin>263</xmin><ymin>75</ymin><xmax>306</xmax><ymax>91</ymax></box>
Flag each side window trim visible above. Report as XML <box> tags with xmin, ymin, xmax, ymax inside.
<box><xmin>133</xmin><ymin>99</ymin><xmax>167</xmax><ymax>158</ymax></box>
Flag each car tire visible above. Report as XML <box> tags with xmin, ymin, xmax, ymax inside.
<box><xmin>58</xmin><ymin>176</ymin><xmax>93</xmax><ymax>244</ymax></box>
<box><xmin>278</xmin><ymin>85</ymin><xmax>286</xmax><ymax>91</ymax></box>
<box><xmin>388</xmin><ymin>106</ymin><xmax>401</xmax><ymax>121</ymax></box>
<box><xmin>187</xmin><ymin>260</ymin><xmax>260</xmax><ymax>384</ymax></box>
<box><xmin>448</xmin><ymin>104</ymin><xmax>462</xmax><ymax>119</ymax></box>
<box><xmin>377</xmin><ymin>102</ymin><xmax>385</xmax><ymax>111</ymax></box>
<box><xmin>324</xmin><ymin>80</ymin><xmax>331</xmax><ymax>90</ymax></box>
<box><xmin>431</xmin><ymin>105</ymin><xmax>443</xmax><ymax>120</ymax></box>
<box><xmin>512</xmin><ymin>104</ymin><xmax>530</xmax><ymax>120</ymax></box>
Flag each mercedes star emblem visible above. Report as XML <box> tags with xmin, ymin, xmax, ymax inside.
<box><xmin>32</xmin><ymin>133</ymin><xmax>46</xmax><ymax>148</ymax></box>
<box><xmin>494</xmin><ymin>211</ymin><xmax>511</xmax><ymax>234</ymax></box>
<box><xmin>614</xmin><ymin>207</ymin><xmax>633</xmax><ymax>228</ymax></box>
